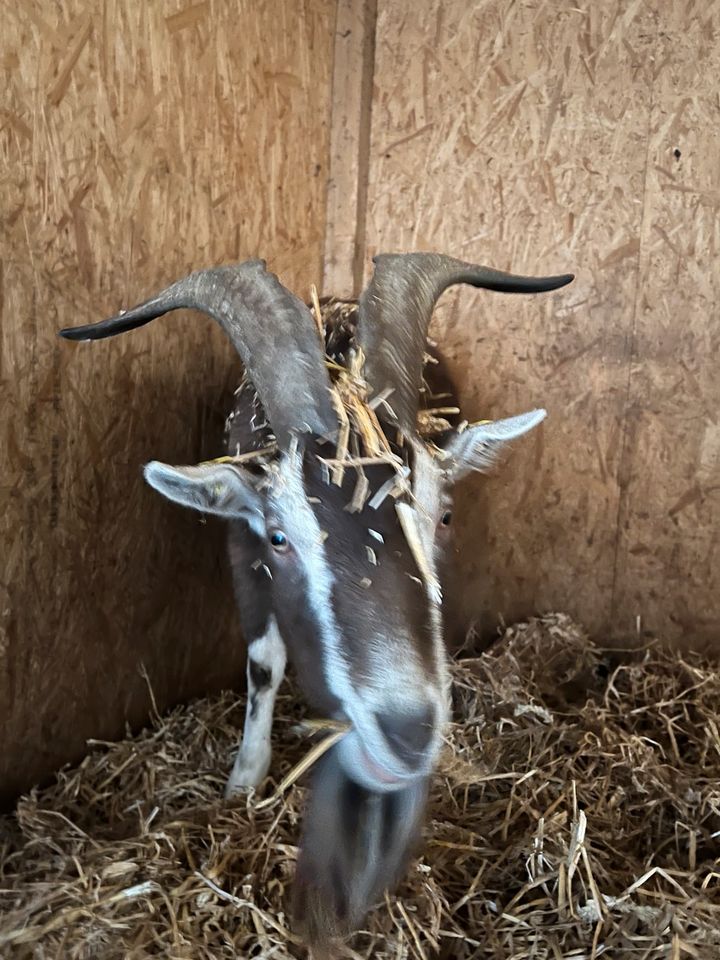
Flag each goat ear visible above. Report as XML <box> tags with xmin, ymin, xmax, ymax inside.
<box><xmin>441</xmin><ymin>408</ymin><xmax>546</xmax><ymax>482</ymax></box>
<box><xmin>143</xmin><ymin>460</ymin><xmax>265</xmax><ymax>531</ymax></box>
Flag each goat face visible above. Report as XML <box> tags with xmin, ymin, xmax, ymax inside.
<box><xmin>141</xmin><ymin>376</ymin><xmax>547</xmax><ymax>796</ymax></box>
<box><xmin>144</xmin><ymin>438</ymin><xmax>450</xmax><ymax>793</ymax></box>
<box><xmin>60</xmin><ymin>253</ymin><xmax>573</xmax><ymax>946</ymax></box>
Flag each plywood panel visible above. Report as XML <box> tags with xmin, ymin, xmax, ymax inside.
<box><xmin>362</xmin><ymin>1</ymin><xmax>656</xmax><ymax>642</ymax></box>
<box><xmin>612</xmin><ymin>2</ymin><xmax>720</xmax><ymax>647</ymax></box>
<box><xmin>322</xmin><ymin>0</ymin><xmax>377</xmax><ymax>297</ymax></box>
<box><xmin>0</xmin><ymin>0</ymin><xmax>335</xmax><ymax>802</ymax></box>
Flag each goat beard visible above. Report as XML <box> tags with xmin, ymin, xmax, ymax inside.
<box><xmin>292</xmin><ymin>744</ymin><xmax>429</xmax><ymax>956</ymax></box>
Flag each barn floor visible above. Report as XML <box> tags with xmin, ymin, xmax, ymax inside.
<box><xmin>1</xmin><ymin>614</ymin><xmax>719</xmax><ymax>959</ymax></box>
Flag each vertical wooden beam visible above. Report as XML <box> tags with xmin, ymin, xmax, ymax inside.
<box><xmin>323</xmin><ymin>0</ymin><xmax>377</xmax><ymax>297</ymax></box>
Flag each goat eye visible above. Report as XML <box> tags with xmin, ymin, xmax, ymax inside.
<box><xmin>440</xmin><ymin>510</ymin><xmax>452</xmax><ymax>527</ymax></box>
<box><xmin>269</xmin><ymin>530</ymin><xmax>289</xmax><ymax>551</ymax></box>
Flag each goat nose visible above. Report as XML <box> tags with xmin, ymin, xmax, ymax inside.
<box><xmin>375</xmin><ymin>704</ymin><xmax>436</xmax><ymax>766</ymax></box>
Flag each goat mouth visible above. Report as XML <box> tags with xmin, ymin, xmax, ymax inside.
<box><xmin>336</xmin><ymin>729</ymin><xmax>428</xmax><ymax>792</ymax></box>
<box><xmin>358</xmin><ymin>744</ymin><xmax>406</xmax><ymax>788</ymax></box>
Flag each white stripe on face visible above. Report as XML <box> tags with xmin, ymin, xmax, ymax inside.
<box><xmin>269</xmin><ymin>447</ymin><xmax>356</xmax><ymax>707</ymax></box>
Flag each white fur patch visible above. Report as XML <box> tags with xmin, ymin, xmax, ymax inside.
<box><xmin>226</xmin><ymin>617</ymin><xmax>287</xmax><ymax>796</ymax></box>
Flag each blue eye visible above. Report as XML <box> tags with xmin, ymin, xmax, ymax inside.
<box><xmin>270</xmin><ymin>530</ymin><xmax>289</xmax><ymax>551</ymax></box>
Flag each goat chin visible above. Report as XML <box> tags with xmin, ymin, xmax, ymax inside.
<box><xmin>336</xmin><ymin>730</ymin><xmax>425</xmax><ymax>793</ymax></box>
<box><xmin>293</xmin><ymin>743</ymin><xmax>428</xmax><ymax>954</ymax></box>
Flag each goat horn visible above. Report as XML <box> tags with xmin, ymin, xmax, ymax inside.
<box><xmin>59</xmin><ymin>260</ymin><xmax>338</xmax><ymax>447</ymax></box>
<box><xmin>356</xmin><ymin>252</ymin><xmax>574</xmax><ymax>435</ymax></box>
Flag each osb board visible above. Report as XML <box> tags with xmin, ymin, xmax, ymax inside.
<box><xmin>0</xmin><ymin>0</ymin><xmax>336</xmax><ymax>802</ymax></box>
<box><xmin>322</xmin><ymin>0</ymin><xmax>377</xmax><ymax>297</ymax></box>
<box><xmin>612</xmin><ymin>3</ymin><xmax>720</xmax><ymax>647</ymax></box>
<box><xmin>358</xmin><ymin>0</ymin><xmax>719</xmax><ymax>647</ymax></box>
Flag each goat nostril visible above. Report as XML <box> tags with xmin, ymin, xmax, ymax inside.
<box><xmin>375</xmin><ymin>704</ymin><xmax>435</xmax><ymax>765</ymax></box>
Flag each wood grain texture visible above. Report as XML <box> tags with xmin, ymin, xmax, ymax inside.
<box><xmin>0</xmin><ymin>0</ymin><xmax>335</xmax><ymax>801</ymax></box>
<box><xmin>322</xmin><ymin>0</ymin><xmax>377</xmax><ymax>297</ymax></box>
<box><xmin>361</xmin><ymin>0</ymin><xmax>719</xmax><ymax>647</ymax></box>
<box><xmin>612</xmin><ymin>1</ymin><xmax>720</xmax><ymax>647</ymax></box>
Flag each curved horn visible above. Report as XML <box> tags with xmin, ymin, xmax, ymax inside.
<box><xmin>59</xmin><ymin>260</ymin><xmax>337</xmax><ymax>448</ymax></box>
<box><xmin>356</xmin><ymin>252</ymin><xmax>574</xmax><ymax>434</ymax></box>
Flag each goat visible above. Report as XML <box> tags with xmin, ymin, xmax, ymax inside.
<box><xmin>60</xmin><ymin>253</ymin><xmax>573</xmax><ymax>952</ymax></box>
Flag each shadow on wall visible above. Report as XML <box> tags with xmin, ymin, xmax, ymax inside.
<box><xmin>2</xmin><ymin>360</ymin><xmax>243</xmax><ymax>807</ymax></box>
<box><xmin>444</xmin><ymin>473</ymin><xmax>495</xmax><ymax>654</ymax></box>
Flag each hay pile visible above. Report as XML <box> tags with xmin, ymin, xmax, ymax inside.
<box><xmin>2</xmin><ymin>614</ymin><xmax>719</xmax><ymax>959</ymax></box>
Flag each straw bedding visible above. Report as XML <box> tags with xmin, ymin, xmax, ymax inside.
<box><xmin>1</xmin><ymin>613</ymin><xmax>719</xmax><ymax>959</ymax></box>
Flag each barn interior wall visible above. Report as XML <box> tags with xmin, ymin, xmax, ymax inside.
<box><xmin>326</xmin><ymin>0</ymin><xmax>720</xmax><ymax>651</ymax></box>
<box><xmin>3</xmin><ymin>0</ymin><xmax>718</xmax><ymax>802</ymax></box>
<box><xmin>1</xmin><ymin>0</ymin><xmax>337</xmax><ymax>802</ymax></box>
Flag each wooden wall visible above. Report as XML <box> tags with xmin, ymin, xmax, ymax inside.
<box><xmin>326</xmin><ymin>0</ymin><xmax>720</xmax><ymax>649</ymax></box>
<box><xmin>1</xmin><ymin>0</ymin><xmax>336</xmax><ymax>802</ymax></box>
<box><xmin>3</xmin><ymin>0</ymin><xmax>718</xmax><ymax>800</ymax></box>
